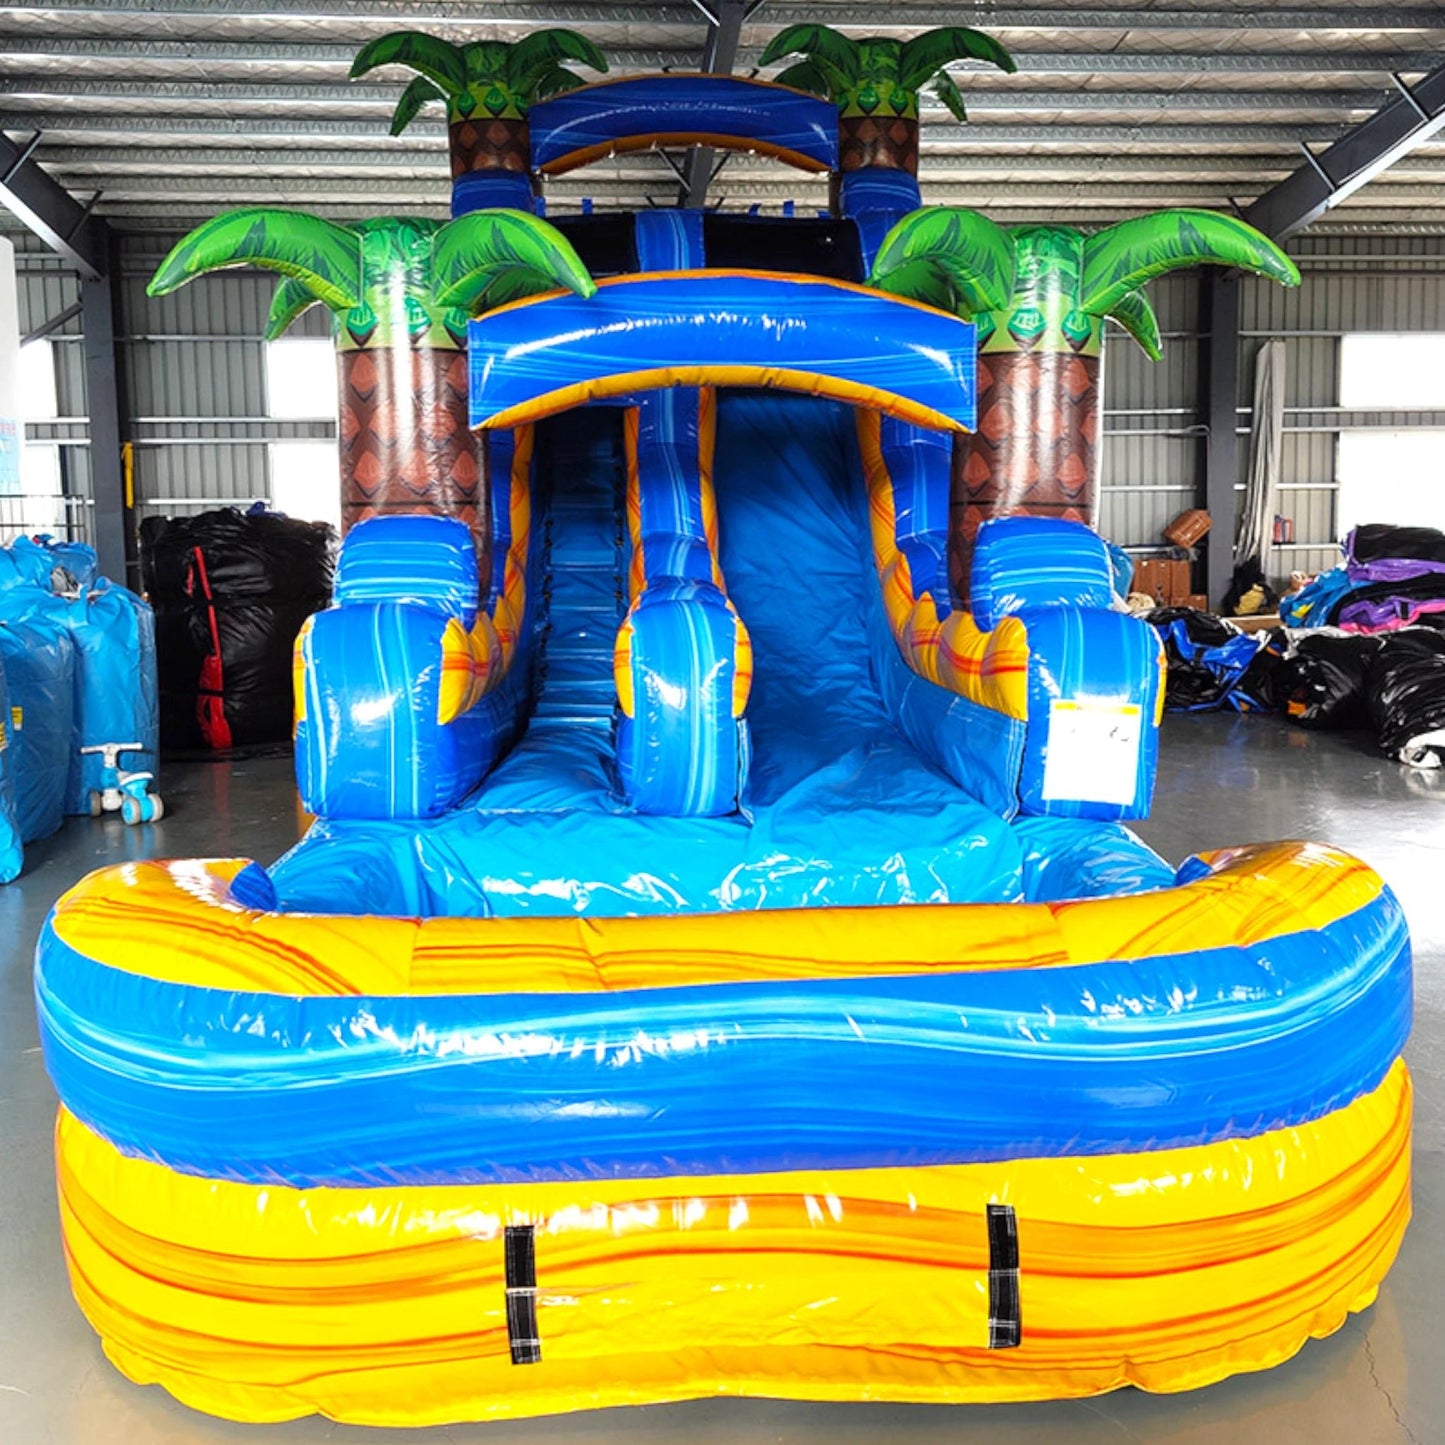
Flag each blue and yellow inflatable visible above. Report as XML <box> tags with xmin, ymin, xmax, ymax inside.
<box><xmin>33</xmin><ymin>41</ymin><xmax>1410</xmax><ymax>1432</ymax></box>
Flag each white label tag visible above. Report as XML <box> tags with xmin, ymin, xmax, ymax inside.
<box><xmin>1041</xmin><ymin>700</ymin><xmax>1143</xmax><ymax>807</ymax></box>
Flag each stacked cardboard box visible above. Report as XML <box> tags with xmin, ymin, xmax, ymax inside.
<box><xmin>1133</xmin><ymin>553</ymin><xmax>1194</xmax><ymax>607</ymax></box>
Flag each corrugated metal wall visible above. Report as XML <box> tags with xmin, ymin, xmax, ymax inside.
<box><xmin>13</xmin><ymin>230</ymin><xmax>1445</xmax><ymax>577</ymax></box>
<box><xmin>1099</xmin><ymin>273</ymin><xmax>1203</xmax><ymax>551</ymax></box>
<box><xmin>6</xmin><ymin>243</ymin><xmax>86</xmax><ymax>540</ymax></box>
<box><xmin>12</xmin><ymin>232</ymin><xmax>331</xmax><ymax>545</ymax></box>
<box><xmin>1100</xmin><ymin>234</ymin><xmax>1445</xmax><ymax>583</ymax></box>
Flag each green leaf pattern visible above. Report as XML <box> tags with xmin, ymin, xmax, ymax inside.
<box><xmin>147</xmin><ymin>208</ymin><xmax>362</xmax><ymax>312</ymax></box>
<box><xmin>1081</xmin><ymin>208</ymin><xmax>1301</xmax><ymax>316</ymax></box>
<box><xmin>870</xmin><ymin>208</ymin><xmax>1016</xmax><ymax>317</ymax></box>
<box><xmin>1105</xmin><ymin>289</ymin><xmax>1163</xmax><ymax>361</ymax></box>
<box><xmin>352</xmin><ymin>28</ymin><xmax>606</xmax><ymax>130</ymax></box>
<box><xmin>761</xmin><ymin>24</ymin><xmax>1012</xmax><ymax>121</ymax></box>
<box><xmin>432</xmin><ymin>208</ymin><xmax>598</xmax><ymax>315</ymax></box>
<box><xmin>871</xmin><ymin>207</ymin><xmax>1297</xmax><ymax>358</ymax></box>
<box><xmin>263</xmin><ymin>277</ymin><xmax>323</xmax><ymax>341</ymax></box>
<box><xmin>149</xmin><ymin>209</ymin><xmax>597</xmax><ymax>353</ymax></box>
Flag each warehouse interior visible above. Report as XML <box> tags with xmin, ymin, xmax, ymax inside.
<box><xmin>1</xmin><ymin>2</ymin><xmax>1444</xmax><ymax>1442</ymax></box>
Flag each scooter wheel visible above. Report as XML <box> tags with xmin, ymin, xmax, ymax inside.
<box><xmin>88</xmin><ymin>791</ymin><xmax>103</xmax><ymax>818</ymax></box>
<box><xmin>148</xmin><ymin>795</ymin><xmax>166</xmax><ymax>822</ymax></box>
<box><xmin>121</xmin><ymin>796</ymin><xmax>142</xmax><ymax>826</ymax></box>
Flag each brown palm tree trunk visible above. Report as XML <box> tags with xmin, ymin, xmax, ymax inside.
<box><xmin>833</xmin><ymin>114</ymin><xmax>919</xmax><ymax>211</ymax></box>
<box><xmin>948</xmin><ymin>350</ymin><xmax>1101</xmax><ymax>599</ymax></box>
<box><xmin>338</xmin><ymin>345</ymin><xmax>490</xmax><ymax>571</ymax></box>
<box><xmin>838</xmin><ymin>114</ymin><xmax>919</xmax><ymax>175</ymax></box>
<box><xmin>449</xmin><ymin>118</ymin><xmax>532</xmax><ymax>178</ymax></box>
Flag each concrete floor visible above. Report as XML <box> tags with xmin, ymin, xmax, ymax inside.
<box><xmin>1</xmin><ymin>714</ymin><xmax>1440</xmax><ymax>1445</ymax></box>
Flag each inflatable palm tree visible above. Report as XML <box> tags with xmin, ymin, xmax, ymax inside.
<box><xmin>760</xmin><ymin>25</ymin><xmax>1016</xmax><ymax>176</ymax></box>
<box><xmin>149</xmin><ymin>210</ymin><xmax>595</xmax><ymax>537</ymax></box>
<box><xmin>869</xmin><ymin>207</ymin><xmax>1300</xmax><ymax>590</ymax></box>
<box><xmin>351</xmin><ymin>30</ymin><xmax>607</xmax><ymax>207</ymax></box>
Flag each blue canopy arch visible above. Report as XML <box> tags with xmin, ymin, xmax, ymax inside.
<box><xmin>468</xmin><ymin>271</ymin><xmax>977</xmax><ymax>433</ymax></box>
<box><xmin>528</xmin><ymin>75</ymin><xmax>839</xmax><ymax>178</ymax></box>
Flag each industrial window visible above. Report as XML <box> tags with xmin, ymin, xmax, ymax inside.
<box><xmin>271</xmin><ymin>440</ymin><xmax>341</xmax><ymax>533</ymax></box>
<box><xmin>264</xmin><ymin>338</ymin><xmax>339</xmax><ymax>531</ymax></box>
<box><xmin>18</xmin><ymin>337</ymin><xmax>58</xmax><ymax>420</ymax></box>
<box><xmin>10</xmin><ymin>339</ymin><xmax>65</xmax><ymax>535</ymax></box>
<box><xmin>1336</xmin><ymin>334</ymin><xmax>1445</xmax><ymax>539</ymax></box>
<box><xmin>264</xmin><ymin>337</ymin><xmax>335</xmax><ymax>420</ymax></box>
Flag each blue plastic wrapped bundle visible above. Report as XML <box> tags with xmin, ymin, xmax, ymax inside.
<box><xmin>60</xmin><ymin>582</ymin><xmax>159</xmax><ymax>815</ymax></box>
<box><xmin>0</xmin><ymin>611</ymin><xmax>75</xmax><ymax>842</ymax></box>
<box><xmin>0</xmin><ymin>538</ymin><xmax>158</xmax><ymax>828</ymax></box>
<box><xmin>0</xmin><ymin>534</ymin><xmax>98</xmax><ymax>591</ymax></box>
<box><xmin>0</xmin><ymin>654</ymin><xmax>20</xmax><ymax>881</ymax></box>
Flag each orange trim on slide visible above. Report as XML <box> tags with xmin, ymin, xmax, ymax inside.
<box><xmin>696</xmin><ymin>386</ymin><xmax>724</xmax><ymax>592</ymax></box>
<box><xmin>857</xmin><ymin>409</ymin><xmax>1030</xmax><ymax>719</ymax></box>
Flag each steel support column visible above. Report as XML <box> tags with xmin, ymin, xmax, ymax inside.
<box><xmin>1</xmin><ymin>128</ymin><xmax>132</xmax><ymax>571</ymax></box>
<box><xmin>1200</xmin><ymin>270</ymin><xmax>1240</xmax><ymax>609</ymax></box>
<box><xmin>679</xmin><ymin>0</ymin><xmax>757</xmax><ymax>207</ymax></box>
<box><xmin>79</xmin><ymin>240</ymin><xmax>134</xmax><ymax>584</ymax></box>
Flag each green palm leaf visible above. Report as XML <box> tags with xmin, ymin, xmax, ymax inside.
<box><xmin>463</xmin><ymin>40</ymin><xmax>511</xmax><ymax>79</ymax></box>
<box><xmin>264</xmin><ymin>277</ymin><xmax>324</xmax><ymax>340</ymax></box>
<box><xmin>773</xmin><ymin>59</ymin><xmax>834</xmax><ymax>99</ymax></box>
<box><xmin>533</xmin><ymin>65</ymin><xmax>590</xmax><ymax>101</ymax></box>
<box><xmin>349</xmin><ymin>31</ymin><xmax>466</xmax><ymax>94</ymax></box>
<box><xmin>856</xmin><ymin>39</ymin><xmax>904</xmax><ymax>85</ymax></box>
<box><xmin>932</xmin><ymin>71</ymin><xmax>968</xmax><ymax>122</ymax></box>
<box><xmin>1082</xmin><ymin>208</ymin><xmax>1300</xmax><ymax>316</ymax></box>
<box><xmin>1105</xmin><ymin>289</ymin><xmax>1163</xmax><ymax>361</ymax></box>
<box><xmin>505</xmin><ymin>29</ymin><xmax>607</xmax><ymax>93</ymax></box>
<box><xmin>389</xmin><ymin>74</ymin><xmax>445</xmax><ymax>134</ymax></box>
<box><xmin>759</xmin><ymin>24</ymin><xmax>860</xmax><ymax>84</ymax></box>
<box><xmin>147</xmin><ymin>208</ymin><xmax>362</xmax><ymax>312</ymax></box>
<box><xmin>869</xmin><ymin>207</ymin><xmax>1016</xmax><ymax>318</ymax></box>
<box><xmin>432</xmin><ymin>209</ymin><xmax>596</xmax><ymax>316</ymax></box>
<box><xmin>899</xmin><ymin>26</ymin><xmax>1017</xmax><ymax>89</ymax></box>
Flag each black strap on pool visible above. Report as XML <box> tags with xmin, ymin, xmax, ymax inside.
<box><xmin>504</xmin><ymin>1225</ymin><xmax>541</xmax><ymax>1365</ymax></box>
<box><xmin>986</xmin><ymin>1204</ymin><xmax>1022</xmax><ymax>1349</ymax></box>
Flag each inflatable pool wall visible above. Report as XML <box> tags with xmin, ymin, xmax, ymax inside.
<box><xmin>37</xmin><ymin>840</ymin><xmax>1412</xmax><ymax>1423</ymax></box>
<box><xmin>36</xmin><ymin>26</ymin><xmax>1410</xmax><ymax>1430</ymax></box>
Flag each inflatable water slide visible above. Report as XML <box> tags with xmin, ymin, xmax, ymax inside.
<box><xmin>35</xmin><ymin>25</ymin><xmax>1411</xmax><ymax>1428</ymax></box>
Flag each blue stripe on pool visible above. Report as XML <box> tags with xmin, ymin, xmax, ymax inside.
<box><xmin>34</xmin><ymin>886</ymin><xmax>1411</xmax><ymax>1189</ymax></box>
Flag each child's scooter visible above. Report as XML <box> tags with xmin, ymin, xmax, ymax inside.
<box><xmin>79</xmin><ymin>743</ymin><xmax>165</xmax><ymax>825</ymax></box>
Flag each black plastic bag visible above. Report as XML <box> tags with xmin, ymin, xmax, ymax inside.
<box><xmin>140</xmin><ymin>509</ymin><xmax>334</xmax><ymax>750</ymax></box>
<box><xmin>1369</xmin><ymin>628</ymin><xmax>1445</xmax><ymax>766</ymax></box>
<box><xmin>1277</xmin><ymin>631</ymin><xmax>1387</xmax><ymax>730</ymax></box>
<box><xmin>1348</xmin><ymin>523</ymin><xmax>1445</xmax><ymax>567</ymax></box>
<box><xmin>1147</xmin><ymin>607</ymin><xmax>1282</xmax><ymax>712</ymax></box>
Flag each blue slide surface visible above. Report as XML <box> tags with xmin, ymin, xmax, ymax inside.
<box><xmin>272</xmin><ymin>394</ymin><xmax>1170</xmax><ymax>916</ymax></box>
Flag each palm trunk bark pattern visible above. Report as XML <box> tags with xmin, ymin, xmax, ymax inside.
<box><xmin>949</xmin><ymin>350</ymin><xmax>1101</xmax><ymax>599</ymax></box>
<box><xmin>338</xmin><ymin>346</ymin><xmax>489</xmax><ymax>569</ymax></box>
<box><xmin>838</xmin><ymin>115</ymin><xmax>919</xmax><ymax>176</ymax></box>
<box><xmin>449</xmin><ymin>118</ymin><xmax>531</xmax><ymax>178</ymax></box>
